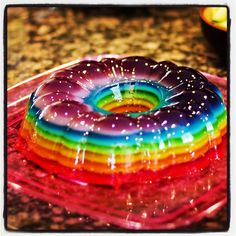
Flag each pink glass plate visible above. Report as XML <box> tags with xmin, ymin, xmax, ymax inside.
<box><xmin>7</xmin><ymin>55</ymin><xmax>228</xmax><ymax>230</ymax></box>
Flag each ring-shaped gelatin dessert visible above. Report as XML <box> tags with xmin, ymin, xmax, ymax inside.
<box><xmin>19</xmin><ymin>56</ymin><xmax>227</xmax><ymax>187</ymax></box>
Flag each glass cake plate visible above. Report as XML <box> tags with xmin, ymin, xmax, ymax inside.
<box><xmin>7</xmin><ymin>55</ymin><xmax>228</xmax><ymax>230</ymax></box>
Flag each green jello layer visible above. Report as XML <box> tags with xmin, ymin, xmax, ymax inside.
<box><xmin>25</xmin><ymin>116</ymin><xmax>220</xmax><ymax>156</ymax></box>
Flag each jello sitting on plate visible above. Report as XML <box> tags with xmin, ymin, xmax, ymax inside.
<box><xmin>19</xmin><ymin>56</ymin><xmax>227</xmax><ymax>187</ymax></box>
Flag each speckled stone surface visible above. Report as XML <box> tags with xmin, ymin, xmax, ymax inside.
<box><xmin>7</xmin><ymin>6</ymin><xmax>227</xmax><ymax>87</ymax></box>
<box><xmin>6</xmin><ymin>6</ymin><xmax>228</xmax><ymax>231</ymax></box>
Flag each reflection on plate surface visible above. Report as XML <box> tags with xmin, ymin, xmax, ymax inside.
<box><xmin>7</xmin><ymin>55</ymin><xmax>228</xmax><ymax>230</ymax></box>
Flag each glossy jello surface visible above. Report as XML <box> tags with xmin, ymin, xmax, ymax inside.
<box><xmin>19</xmin><ymin>56</ymin><xmax>227</xmax><ymax>187</ymax></box>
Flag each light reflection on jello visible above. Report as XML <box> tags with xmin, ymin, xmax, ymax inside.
<box><xmin>18</xmin><ymin>56</ymin><xmax>227</xmax><ymax>187</ymax></box>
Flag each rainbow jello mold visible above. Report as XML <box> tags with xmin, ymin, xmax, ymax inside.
<box><xmin>19</xmin><ymin>56</ymin><xmax>227</xmax><ymax>187</ymax></box>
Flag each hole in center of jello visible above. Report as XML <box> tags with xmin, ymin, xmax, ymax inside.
<box><xmin>94</xmin><ymin>81</ymin><xmax>160</xmax><ymax>114</ymax></box>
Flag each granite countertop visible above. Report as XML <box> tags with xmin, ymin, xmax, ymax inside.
<box><xmin>7</xmin><ymin>6</ymin><xmax>228</xmax><ymax>231</ymax></box>
<box><xmin>7</xmin><ymin>6</ymin><xmax>227</xmax><ymax>87</ymax></box>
